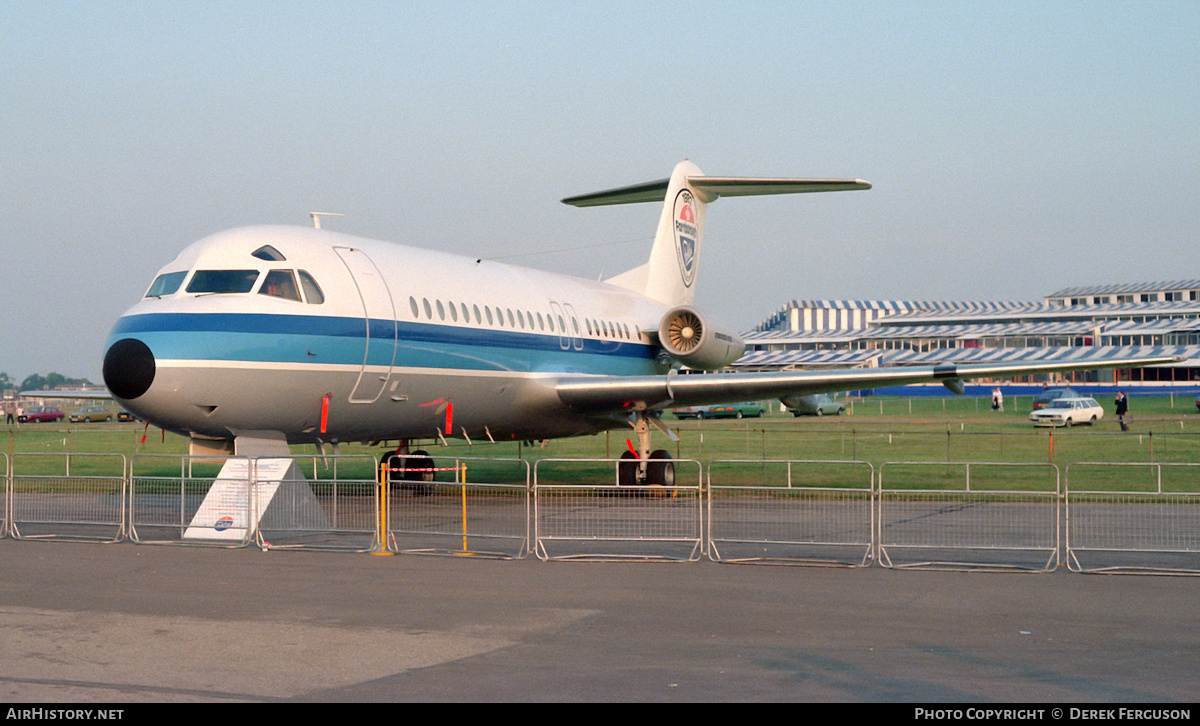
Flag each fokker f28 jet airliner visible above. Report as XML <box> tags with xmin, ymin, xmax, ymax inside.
<box><xmin>99</xmin><ymin>160</ymin><xmax>1174</xmax><ymax>485</ymax></box>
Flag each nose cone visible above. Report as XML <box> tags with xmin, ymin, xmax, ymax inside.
<box><xmin>103</xmin><ymin>338</ymin><xmax>156</xmax><ymax>400</ymax></box>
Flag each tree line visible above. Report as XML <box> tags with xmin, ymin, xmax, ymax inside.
<box><xmin>0</xmin><ymin>372</ymin><xmax>97</xmax><ymax>392</ymax></box>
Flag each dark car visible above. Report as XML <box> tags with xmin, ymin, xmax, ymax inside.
<box><xmin>19</xmin><ymin>406</ymin><xmax>66</xmax><ymax>423</ymax></box>
<box><xmin>117</xmin><ymin>410</ymin><xmax>139</xmax><ymax>422</ymax></box>
<box><xmin>1032</xmin><ymin>387</ymin><xmax>1078</xmax><ymax>410</ymax></box>
<box><xmin>674</xmin><ymin>403</ymin><xmax>766</xmax><ymax>419</ymax></box>
<box><xmin>673</xmin><ymin>403</ymin><xmax>765</xmax><ymax>419</ymax></box>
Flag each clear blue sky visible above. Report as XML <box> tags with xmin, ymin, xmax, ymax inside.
<box><xmin>3</xmin><ymin>1</ymin><xmax>1197</xmax><ymax>382</ymax></box>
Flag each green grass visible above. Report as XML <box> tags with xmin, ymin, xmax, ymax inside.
<box><xmin>5</xmin><ymin>394</ymin><xmax>1200</xmax><ymax>491</ymax></box>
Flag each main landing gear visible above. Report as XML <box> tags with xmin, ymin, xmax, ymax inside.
<box><xmin>382</xmin><ymin>443</ymin><xmax>435</xmax><ymax>496</ymax></box>
<box><xmin>617</xmin><ymin>410</ymin><xmax>675</xmax><ymax>494</ymax></box>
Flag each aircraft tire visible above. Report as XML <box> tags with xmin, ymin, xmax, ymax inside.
<box><xmin>408</xmin><ymin>450</ymin><xmax>436</xmax><ymax>495</ymax></box>
<box><xmin>617</xmin><ymin>450</ymin><xmax>639</xmax><ymax>491</ymax></box>
<box><xmin>386</xmin><ymin>450</ymin><xmax>435</xmax><ymax>496</ymax></box>
<box><xmin>647</xmin><ymin>449</ymin><xmax>675</xmax><ymax>496</ymax></box>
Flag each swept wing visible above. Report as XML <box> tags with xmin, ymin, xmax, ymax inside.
<box><xmin>555</xmin><ymin>355</ymin><xmax>1178</xmax><ymax>413</ymax></box>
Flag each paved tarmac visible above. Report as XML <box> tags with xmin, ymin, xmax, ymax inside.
<box><xmin>0</xmin><ymin>539</ymin><xmax>1196</xmax><ymax>703</ymax></box>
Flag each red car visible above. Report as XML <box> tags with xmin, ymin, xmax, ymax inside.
<box><xmin>18</xmin><ymin>406</ymin><xmax>65</xmax><ymax>423</ymax></box>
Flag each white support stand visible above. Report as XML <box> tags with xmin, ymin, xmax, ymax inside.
<box><xmin>183</xmin><ymin>457</ymin><xmax>330</xmax><ymax>540</ymax></box>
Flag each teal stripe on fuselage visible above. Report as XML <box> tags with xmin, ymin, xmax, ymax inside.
<box><xmin>109</xmin><ymin>312</ymin><xmax>663</xmax><ymax>375</ymax></box>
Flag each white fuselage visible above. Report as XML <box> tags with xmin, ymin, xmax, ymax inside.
<box><xmin>104</xmin><ymin>225</ymin><xmax>672</xmax><ymax>445</ymax></box>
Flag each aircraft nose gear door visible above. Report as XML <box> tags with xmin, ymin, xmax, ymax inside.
<box><xmin>335</xmin><ymin>247</ymin><xmax>397</xmax><ymax>403</ymax></box>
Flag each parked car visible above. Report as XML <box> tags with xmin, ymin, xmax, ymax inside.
<box><xmin>69</xmin><ymin>405</ymin><xmax>113</xmax><ymax>423</ymax></box>
<box><xmin>708</xmin><ymin>403</ymin><xmax>766</xmax><ymax>419</ymax></box>
<box><xmin>782</xmin><ymin>394</ymin><xmax>845</xmax><ymax>416</ymax></box>
<box><xmin>672</xmin><ymin>403</ymin><xmax>766</xmax><ymax>419</ymax></box>
<box><xmin>117</xmin><ymin>410</ymin><xmax>139</xmax><ymax>422</ymax></box>
<box><xmin>18</xmin><ymin>406</ymin><xmax>66</xmax><ymax>423</ymax></box>
<box><xmin>1029</xmin><ymin>397</ymin><xmax>1104</xmax><ymax>427</ymax></box>
<box><xmin>1032</xmin><ymin>387</ymin><xmax>1078</xmax><ymax>410</ymax></box>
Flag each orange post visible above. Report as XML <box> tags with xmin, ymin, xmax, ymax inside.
<box><xmin>372</xmin><ymin>459</ymin><xmax>393</xmax><ymax>556</ymax></box>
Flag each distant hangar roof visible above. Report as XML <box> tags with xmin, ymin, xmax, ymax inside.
<box><xmin>1047</xmin><ymin>280</ymin><xmax>1200</xmax><ymax>298</ymax></box>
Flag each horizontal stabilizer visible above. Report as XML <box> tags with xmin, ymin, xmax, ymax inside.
<box><xmin>689</xmin><ymin>177</ymin><xmax>871</xmax><ymax>202</ymax></box>
<box><xmin>562</xmin><ymin>176</ymin><xmax>870</xmax><ymax>207</ymax></box>
<box><xmin>562</xmin><ymin>179</ymin><xmax>670</xmax><ymax>207</ymax></box>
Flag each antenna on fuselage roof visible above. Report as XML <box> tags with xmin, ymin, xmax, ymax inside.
<box><xmin>309</xmin><ymin>212</ymin><xmax>345</xmax><ymax>229</ymax></box>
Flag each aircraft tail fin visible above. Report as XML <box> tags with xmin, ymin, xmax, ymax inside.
<box><xmin>563</xmin><ymin>161</ymin><xmax>870</xmax><ymax>306</ymax></box>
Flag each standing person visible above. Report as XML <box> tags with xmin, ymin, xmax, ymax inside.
<box><xmin>5</xmin><ymin>403</ymin><xmax>12</xmax><ymax>424</ymax></box>
<box><xmin>991</xmin><ymin>387</ymin><xmax>1004</xmax><ymax>412</ymax></box>
<box><xmin>1115</xmin><ymin>391</ymin><xmax>1129</xmax><ymax>432</ymax></box>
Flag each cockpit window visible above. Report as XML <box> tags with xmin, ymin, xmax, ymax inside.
<box><xmin>186</xmin><ymin>270</ymin><xmax>259</xmax><ymax>294</ymax></box>
<box><xmin>145</xmin><ymin>271</ymin><xmax>186</xmax><ymax>298</ymax></box>
<box><xmin>258</xmin><ymin>270</ymin><xmax>302</xmax><ymax>302</ymax></box>
<box><xmin>252</xmin><ymin>245</ymin><xmax>286</xmax><ymax>261</ymax></box>
<box><xmin>298</xmin><ymin>271</ymin><xmax>324</xmax><ymax>304</ymax></box>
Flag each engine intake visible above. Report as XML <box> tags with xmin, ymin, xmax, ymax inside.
<box><xmin>657</xmin><ymin>305</ymin><xmax>745</xmax><ymax>370</ymax></box>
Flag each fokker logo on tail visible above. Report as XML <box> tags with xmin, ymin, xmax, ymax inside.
<box><xmin>673</xmin><ymin>189</ymin><xmax>697</xmax><ymax>287</ymax></box>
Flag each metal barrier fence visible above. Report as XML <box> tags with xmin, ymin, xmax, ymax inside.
<box><xmin>259</xmin><ymin>455</ymin><xmax>379</xmax><ymax>552</ymax></box>
<box><xmin>129</xmin><ymin>454</ymin><xmax>250</xmax><ymax>547</ymax></box>
<box><xmin>1065</xmin><ymin>462</ymin><xmax>1200</xmax><ymax>575</ymax></box>
<box><xmin>706</xmin><ymin>459</ymin><xmax>875</xmax><ymax>566</ymax></box>
<box><xmin>129</xmin><ymin>454</ymin><xmax>380</xmax><ymax>551</ymax></box>
<box><xmin>532</xmin><ymin>458</ymin><xmax>704</xmax><ymax>561</ymax></box>
<box><xmin>1</xmin><ymin>453</ymin><xmax>8</xmax><ymax>537</ymax></box>
<box><xmin>876</xmin><ymin>462</ymin><xmax>1061</xmax><ymax>571</ymax></box>
<box><xmin>9</xmin><ymin>453</ymin><xmax>127</xmax><ymax>543</ymax></box>
<box><xmin>4</xmin><ymin>451</ymin><xmax>1199</xmax><ymax>574</ymax></box>
<box><xmin>385</xmin><ymin>455</ymin><xmax>530</xmax><ymax>559</ymax></box>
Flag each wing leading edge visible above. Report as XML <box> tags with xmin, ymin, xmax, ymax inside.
<box><xmin>554</xmin><ymin>355</ymin><xmax>1180</xmax><ymax>413</ymax></box>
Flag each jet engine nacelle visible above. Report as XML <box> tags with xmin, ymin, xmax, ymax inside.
<box><xmin>657</xmin><ymin>305</ymin><xmax>746</xmax><ymax>371</ymax></box>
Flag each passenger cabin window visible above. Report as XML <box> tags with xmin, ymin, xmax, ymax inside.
<box><xmin>258</xmin><ymin>270</ymin><xmax>302</xmax><ymax>302</ymax></box>
<box><xmin>187</xmin><ymin>270</ymin><xmax>259</xmax><ymax>294</ymax></box>
<box><xmin>145</xmin><ymin>271</ymin><xmax>186</xmax><ymax>298</ymax></box>
<box><xmin>298</xmin><ymin>271</ymin><xmax>324</xmax><ymax>304</ymax></box>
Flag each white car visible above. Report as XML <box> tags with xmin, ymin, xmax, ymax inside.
<box><xmin>1029</xmin><ymin>397</ymin><xmax>1105</xmax><ymax>427</ymax></box>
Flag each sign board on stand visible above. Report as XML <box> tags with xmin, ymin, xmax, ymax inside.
<box><xmin>183</xmin><ymin>458</ymin><xmax>330</xmax><ymax>540</ymax></box>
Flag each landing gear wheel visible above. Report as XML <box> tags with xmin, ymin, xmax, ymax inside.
<box><xmin>386</xmin><ymin>449</ymin><xmax>436</xmax><ymax>496</ymax></box>
<box><xmin>617</xmin><ymin>450</ymin><xmax>639</xmax><ymax>491</ymax></box>
<box><xmin>646</xmin><ymin>449</ymin><xmax>675</xmax><ymax>496</ymax></box>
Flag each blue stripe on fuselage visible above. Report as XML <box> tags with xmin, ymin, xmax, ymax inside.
<box><xmin>109</xmin><ymin>312</ymin><xmax>662</xmax><ymax>375</ymax></box>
